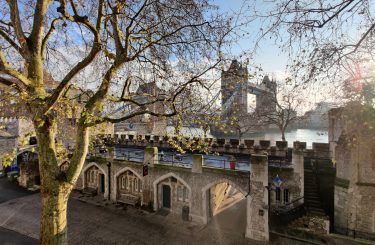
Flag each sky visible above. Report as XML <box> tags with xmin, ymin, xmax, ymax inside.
<box><xmin>214</xmin><ymin>0</ymin><xmax>289</xmax><ymax>81</ymax></box>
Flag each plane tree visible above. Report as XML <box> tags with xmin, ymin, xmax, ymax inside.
<box><xmin>0</xmin><ymin>0</ymin><xmax>234</xmax><ymax>244</ymax></box>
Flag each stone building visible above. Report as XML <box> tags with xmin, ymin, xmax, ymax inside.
<box><xmin>74</xmin><ymin>134</ymin><xmax>329</xmax><ymax>242</ymax></box>
<box><xmin>329</xmin><ymin>103</ymin><xmax>375</xmax><ymax>239</ymax></box>
<box><xmin>114</xmin><ymin>81</ymin><xmax>168</xmax><ymax>135</ymax></box>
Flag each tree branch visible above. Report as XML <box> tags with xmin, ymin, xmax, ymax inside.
<box><xmin>0</xmin><ymin>29</ymin><xmax>23</xmax><ymax>55</ymax></box>
<box><xmin>41</xmin><ymin>17</ymin><xmax>63</xmax><ymax>57</ymax></box>
<box><xmin>6</xmin><ymin>0</ymin><xmax>27</xmax><ymax>51</ymax></box>
<box><xmin>44</xmin><ymin>0</ymin><xmax>104</xmax><ymax>113</ymax></box>
<box><xmin>0</xmin><ymin>50</ymin><xmax>31</xmax><ymax>88</ymax></box>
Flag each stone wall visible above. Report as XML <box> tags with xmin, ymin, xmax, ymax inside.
<box><xmin>76</xmin><ymin>149</ymin><xmax>273</xmax><ymax>242</ymax></box>
<box><xmin>329</xmin><ymin>104</ymin><xmax>375</xmax><ymax>238</ymax></box>
<box><xmin>76</xmin><ymin>137</ymin><xmax>334</xmax><ymax>242</ymax></box>
<box><xmin>0</xmin><ymin>134</ymin><xmax>17</xmax><ymax>170</ymax></box>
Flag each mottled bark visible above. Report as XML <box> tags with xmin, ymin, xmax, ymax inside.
<box><xmin>35</xmin><ymin>118</ymin><xmax>75</xmax><ymax>245</ymax></box>
<box><xmin>40</xmin><ymin>186</ymin><xmax>71</xmax><ymax>245</ymax></box>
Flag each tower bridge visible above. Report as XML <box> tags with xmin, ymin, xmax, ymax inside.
<box><xmin>221</xmin><ymin>60</ymin><xmax>277</xmax><ymax>116</ymax></box>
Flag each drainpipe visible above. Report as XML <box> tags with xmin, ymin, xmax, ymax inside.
<box><xmin>107</xmin><ymin>161</ymin><xmax>111</xmax><ymax>200</ymax></box>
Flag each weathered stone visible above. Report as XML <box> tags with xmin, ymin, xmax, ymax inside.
<box><xmin>191</xmin><ymin>154</ymin><xmax>203</xmax><ymax>174</ymax></box>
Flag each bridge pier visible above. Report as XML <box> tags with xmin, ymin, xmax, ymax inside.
<box><xmin>246</xmin><ymin>154</ymin><xmax>269</xmax><ymax>242</ymax></box>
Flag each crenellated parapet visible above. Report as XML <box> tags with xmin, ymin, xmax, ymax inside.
<box><xmin>94</xmin><ymin>134</ymin><xmax>329</xmax><ymax>158</ymax></box>
<box><xmin>0</xmin><ymin>117</ymin><xmax>19</xmax><ymax>123</ymax></box>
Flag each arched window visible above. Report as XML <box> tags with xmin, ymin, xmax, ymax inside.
<box><xmin>139</xmin><ymin>179</ymin><xmax>143</xmax><ymax>193</ymax></box>
<box><xmin>183</xmin><ymin>187</ymin><xmax>188</xmax><ymax>202</ymax></box>
<box><xmin>177</xmin><ymin>186</ymin><xmax>183</xmax><ymax>201</ymax></box>
<box><xmin>283</xmin><ymin>189</ymin><xmax>290</xmax><ymax>203</ymax></box>
<box><xmin>275</xmin><ymin>187</ymin><xmax>281</xmax><ymax>202</ymax></box>
<box><xmin>134</xmin><ymin>178</ymin><xmax>138</xmax><ymax>192</ymax></box>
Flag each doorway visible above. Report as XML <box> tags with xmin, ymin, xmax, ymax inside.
<box><xmin>162</xmin><ymin>185</ymin><xmax>171</xmax><ymax>208</ymax></box>
<box><xmin>100</xmin><ymin>174</ymin><xmax>105</xmax><ymax>193</ymax></box>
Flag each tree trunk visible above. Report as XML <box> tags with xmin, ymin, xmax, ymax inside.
<box><xmin>281</xmin><ymin>129</ymin><xmax>286</xmax><ymax>141</ymax></box>
<box><xmin>35</xmin><ymin>118</ymin><xmax>73</xmax><ymax>245</ymax></box>
<box><xmin>33</xmin><ymin>109</ymin><xmax>91</xmax><ymax>244</ymax></box>
<box><xmin>40</xmin><ymin>185</ymin><xmax>71</xmax><ymax>245</ymax></box>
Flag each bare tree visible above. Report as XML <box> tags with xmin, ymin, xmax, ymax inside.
<box><xmin>255</xmin><ymin>80</ymin><xmax>302</xmax><ymax>141</ymax></box>
<box><xmin>221</xmin><ymin>107</ymin><xmax>258</xmax><ymax>141</ymax></box>
<box><xmin>247</xmin><ymin>0</ymin><xmax>375</xmax><ymax>85</ymax></box>
<box><xmin>0</xmin><ymin>1</ymin><xmax>234</xmax><ymax>244</ymax></box>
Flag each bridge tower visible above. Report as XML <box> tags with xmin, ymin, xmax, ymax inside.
<box><xmin>256</xmin><ymin>75</ymin><xmax>277</xmax><ymax>113</ymax></box>
<box><xmin>221</xmin><ymin>60</ymin><xmax>248</xmax><ymax>115</ymax></box>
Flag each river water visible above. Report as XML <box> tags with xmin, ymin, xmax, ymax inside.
<box><xmin>165</xmin><ymin>126</ymin><xmax>328</xmax><ymax>149</ymax></box>
<box><xmin>243</xmin><ymin>129</ymin><xmax>328</xmax><ymax>148</ymax></box>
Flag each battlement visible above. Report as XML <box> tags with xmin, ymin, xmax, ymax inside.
<box><xmin>95</xmin><ymin>134</ymin><xmax>329</xmax><ymax>157</ymax></box>
<box><xmin>0</xmin><ymin>117</ymin><xmax>19</xmax><ymax>123</ymax></box>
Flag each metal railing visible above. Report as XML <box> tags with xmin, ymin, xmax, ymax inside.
<box><xmin>271</xmin><ymin>196</ymin><xmax>306</xmax><ymax>226</ymax></box>
<box><xmin>158</xmin><ymin>152</ymin><xmax>192</xmax><ymax>168</ymax></box>
<box><xmin>334</xmin><ymin>226</ymin><xmax>375</xmax><ymax>241</ymax></box>
<box><xmin>273</xmin><ymin>196</ymin><xmax>304</xmax><ymax>214</ymax></box>
<box><xmin>90</xmin><ymin>146</ymin><xmax>252</xmax><ymax>172</ymax></box>
<box><xmin>114</xmin><ymin>149</ymin><xmax>144</xmax><ymax>162</ymax></box>
<box><xmin>203</xmin><ymin>156</ymin><xmax>250</xmax><ymax>172</ymax></box>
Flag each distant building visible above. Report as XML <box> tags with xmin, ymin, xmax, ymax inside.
<box><xmin>114</xmin><ymin>81</ymin><xmax>168</xmax><ymax>135</ymax></box>
<box><xmin>298</xmin><ymin>102</ymin><xmax>337</xmax><ymax>129</ymax></box>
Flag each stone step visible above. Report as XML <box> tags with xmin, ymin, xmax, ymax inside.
<box><xmin>305</xmin><ymin>194</ymin><xmax>320</xmax><ymax>198</ymax></box>
<box><xmin>305</xmin><ymin>199</ymin><xmax>322</xmax><ymax>204</ymax></box>
<box><xmin>304</xmin><ymin>182</ymin><xmax>318</xmax><ymax>187</ymax></box>
<box><xmin>308</xmin><ymin>209</ymin><xmax>326</xmax><ymax>216</ymax></box>
<box><xmin>304</xmin><ymin>186</ymin><xmax>318</xmax><ymax>189</ymax></box>
<box><xmin>305</xmin><ymin>196</ymin><xmax>321</xmax><ymax>202</ymax></box>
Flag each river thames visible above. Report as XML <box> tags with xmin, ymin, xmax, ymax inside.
<box><xmin>166</xmin><ymin>126</ymin><xmax>328</xmax><ymax>149</ymax></box>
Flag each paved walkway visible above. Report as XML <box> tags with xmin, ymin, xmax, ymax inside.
<box><xmin>0</xmin><ymin>178</ymin><xmax>36</xmax><ymax>204</ymax></box>
<box><xmin>0</xmin><ymin>187</ymin><xmax>367</xmax><ymax>245</ymax></box>
<box><xmin>0</xmin><ymin>227</ymin><xmax>38</xmax><ymax>245</ymax></box>
<box><xmin>0</xmin><ymin>193</ymin><xmax>257</xmax><ymax>245</ymax></box>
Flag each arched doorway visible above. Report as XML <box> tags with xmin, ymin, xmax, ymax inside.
<box><xmin>202</xmin><ymin>180</ymin><xmax>247</xmax><ymax>234</ymax></box>
<box><xmin>115</xmin><ymin>168</ymin><xmax>143</xmax><ymax>206</ymax></box>
<box><xmin>153</xmin><ymin>173</ymin><xmax>191</xmax><ymax>215</ymax></box>
<box><xmin>16</xmin><ymin>150</ymin><xmax>39</xmax><ymax>188</ymax></box>
<box><xmin>83</xmin><ymin>164</ymin><xmax>105</xmax><ymax>196</ymax></box>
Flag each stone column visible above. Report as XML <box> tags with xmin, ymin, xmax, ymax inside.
<box><xmin>143</xmin><ymin>147</ymin><xmax>158</xmax><ymax>206</ymax></box>
<box><xmin>246</xmin><ymin>154</ymin><xmax>269</xmax><ymax>242</ymax></box>
<box><xmin>144</xmin><ymin>147</ymin><xmax>158</xmax><ymax>167</ymax></box>
<box><xmin>107</xmin><ymin>147</ymin><xmax>114</xmax><ymax>200</ymax></box>
<box><xmin>292</xmin><ymin>141</ymin><xmax>306</xmax><ymax>200</ymax></box>
<box><xmin>192</xmin><ymin>154</ymin><xmax>203</xmax><ymax>174</ymax></box>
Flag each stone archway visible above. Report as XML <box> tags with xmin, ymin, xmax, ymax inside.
<box><xmin>201</xmin><ymin>179</ymin><xmax>247</xmax><ymax>233</ymax></box>
<box><xmin>82</xmin><ymin>162</ymin><xmax>108</xmax><ymax>198</ymax></box>
<box><xmin>114</xmin><ymin>167</ymin><xmax>144</xmax><ymax>205</ymax></box>
<box><xmin>152</xmin><ymin>172</ymin><xmax>192</xmax><ymax>213</ymax></box>
<box><xmin>16</xmin><ymin>150</ymin><xmax>39</xmax><ymax>188</ymax></box>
